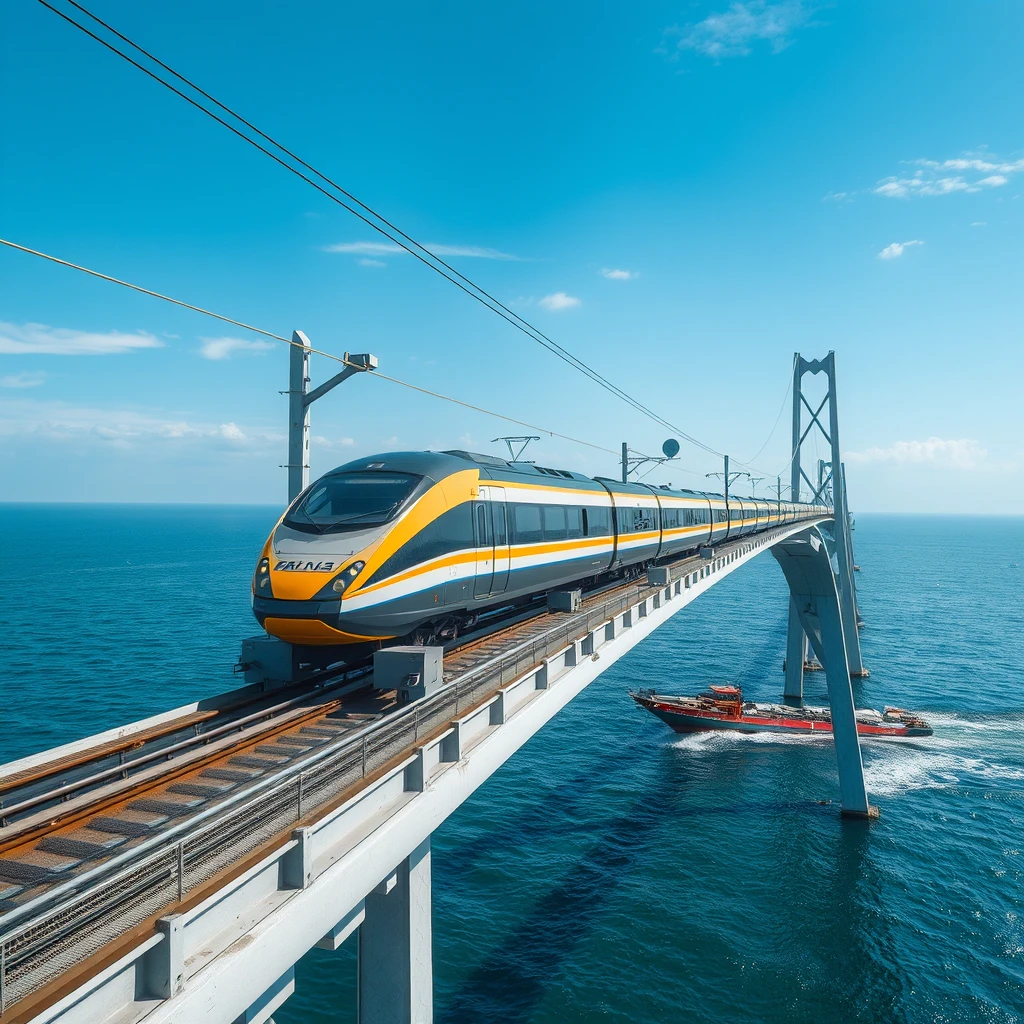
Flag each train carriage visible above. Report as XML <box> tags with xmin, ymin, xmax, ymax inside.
<box><xmin>252</xmin><ymin>450</ymin><xmax>829</xmax><ymax>651</ymax></box>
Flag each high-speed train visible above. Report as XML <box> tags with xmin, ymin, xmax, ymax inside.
<box><xmin>252</xmin><ymin>450</ymin><xmax>828</xmax><ymax>649</ymax></box>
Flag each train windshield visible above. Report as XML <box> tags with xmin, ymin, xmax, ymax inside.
<box><xmin>285</xmin><ymin>472</ymin><xmax>421</xmax><ymax>533</ymax></box>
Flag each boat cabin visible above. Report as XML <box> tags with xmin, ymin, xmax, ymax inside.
<box><xmin>699</xmin><ymin>684</ymin><xmax>743</xmax><ymax>717</ymax></box>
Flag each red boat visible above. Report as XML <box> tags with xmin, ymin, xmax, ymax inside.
<box><xmin>631</xmin><ymin>685</ymin><xmax>933</xmax><ymax>738</ymax></box>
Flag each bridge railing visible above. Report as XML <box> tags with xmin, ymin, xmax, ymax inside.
<box><xmin>0</xmin><ymin>520</ymin><xmax>815</xmax><ymax>1013</ymax></box>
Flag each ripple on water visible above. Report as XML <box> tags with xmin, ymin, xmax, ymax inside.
<box><xmin>2</xmin><ymin>509</ymin><xmax>1023</xmax><ymax>1024</ymax></box>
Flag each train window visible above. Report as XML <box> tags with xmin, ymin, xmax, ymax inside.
<box><xmin>543</xmin><ymin>505</ymin><xmax>567</xmax><ymax>541</ymax></box>
<box><xmin>632</xmin><ymin>508</ymin><xmax>654</xmax><ymax>532</ymax></box>
<box><xmin>475</xmin><ymin>504</ymin><xmax>490</xmax><ymax>548</ymax></box>
<box><xmin>493</xmin><ymin>505</ymin><xmax>507</xmax><ymax>546</ymax></box>
<box><xmin>285</xmin><ymin>471</ymin><xmax>421</xmax><ymax>533</ymax></box>
<box><xmin>588</xmin><ymin>507</ymin><xmax>611</xmax><ymax>536</ymax></box>
<box><xmin>566</xmin><ymin>507</ymin><xmax>583</xmax><ymax>539</ymax></box>
<box><xmin>512</xmin><ymin>504</ymin><xmax>543</xmax><ymax>544</ymax></box>
<box><xmin>582</xmin><ymin>508</ymin><xmax>589</xmax><ymax>536</ymax></box>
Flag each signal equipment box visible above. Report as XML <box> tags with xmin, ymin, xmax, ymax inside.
<box><xmin>373</xmin><ymin>646</ymin><xmax>444</xmax><ymax>703</ymax></box>
<box><xmin>547</xmin><ymin>589</ymin><xmax>582</xmax><ymax>613</ymax></box>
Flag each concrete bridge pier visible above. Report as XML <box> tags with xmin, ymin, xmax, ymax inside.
<box><xmin>784</xmin><ymin>597</ymin><xmax>807</xmax><ymax>700</ymax></box>
<box><xmin>359</xmin><ymin>837</ymin><xmax>433</xmax><ymax>1024</ymax></box>
<box><xmin>773</xmin><ymin>527</ymin><xmax>875</xmax><ymax>819</ymax></box>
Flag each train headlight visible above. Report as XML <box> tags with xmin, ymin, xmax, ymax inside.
<box><xmin>253</xmin><ymin>557</ymin><xmax>273</xmax><ymax>596</ymax></box>
<box><xmin>331</xmin><ymin>560</ymin><xmax>365</xmax><ymax>595</ymax></box>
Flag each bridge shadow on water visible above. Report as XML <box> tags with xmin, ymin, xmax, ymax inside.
<box><xmin>436</xmin><ymin>734</ymin><xmax>911</xmax><ymax>1024</ymax></box>
<box><xmin>436</xmin><ymin>762</ymin><xmax>833</xmax><ymax>1024</ymax></box>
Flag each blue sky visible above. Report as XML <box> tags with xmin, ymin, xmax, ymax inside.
<box><xmin>1</xmin><ymin>0</ymin><xmax>1021</xmax><ymax>512</ymax></box>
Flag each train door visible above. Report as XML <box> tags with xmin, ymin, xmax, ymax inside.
<box><xmin>490</xmin><ymin>486</ymin><xmax>510</xmax><ymax>594</ymax></box>
<box><xmin>473</xmin><ymin>500</ymin><xmax>494</xmax><ymax>598</ymax></box>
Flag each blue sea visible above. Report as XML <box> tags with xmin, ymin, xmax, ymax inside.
<box><xmin>2</xmin><ymin>507</ymin><xmax>1022</xmax><ymax>1023</ymax></box>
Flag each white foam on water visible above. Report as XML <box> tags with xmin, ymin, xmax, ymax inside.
<box><xmin>864</xmin><ymin>737</ymin><xmax>1024</xmax><ymax>797</ymax></box>
<box><xmin>922</xmin><ymin>712</ymin><xmax>1021</xmax><ymax>734</ymax></box>
<box><xmin>670</xmin><ymin>729</ymin><xmax>831</xmax><ymax>753</ymax></box>
<box><xmin>669</xmin><ymin>717</ymin><xmax>1024</xmax><ymax>799</ymax></box>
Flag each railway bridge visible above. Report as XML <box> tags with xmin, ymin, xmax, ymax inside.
<box><xmin>0</xmin><ymin>353</ymin><xmax>867</xmax><ymax>1024</ymax></box>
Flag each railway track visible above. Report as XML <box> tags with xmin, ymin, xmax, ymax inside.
<box><xmin>0</xmin><ymin>546</ymin><xmax>714</xmax><ymax>918</ymax></box>
<box><xmin>0</xmin><ymin>523</ymin><xmax>815</xmax><ymax>1018</ymax></box>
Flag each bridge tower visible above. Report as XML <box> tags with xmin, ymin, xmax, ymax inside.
<box><xmin>784</xmin><ymin>352</ymin><xmax>865</xmax><ymax>700</ymax></box>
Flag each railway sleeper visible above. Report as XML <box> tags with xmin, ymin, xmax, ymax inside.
<box><xmin>128</xmin><ymin>794</ymin><xmax>205</xmax><ymax>817</ymax></box>
<box><xmin>0</xmin><ymin>849</ymin><xmax>82</xmax><ymax>882</ymax></box>
<box><xmin>272</xmin><ymin>734</ymin><xmax>322</xmax><ymax>748</ymax></box>
<box><xmin>92</xmin><ymin>808</ymin><xmax>170</xmax><ymax>836</ymax></box>
<box><xmin>228</xmin><ymin>754</ymin><xmax>289</xmax><ymax>770</ymax></box>
<box><xmin>253</xmin><ymin>744</ymin><xmax>305</xmax><ymax>761</ymax></box>
<box><xmin>168</xmin><ymin>779</ymin><xmax>235</xmax><ymax>799</ymax></box>
<box><xmin>37</xmin><ymin>827</ymin><xmax>127</xmax><ymax>859</ymax></box>
<box><xmin>200</xmin><ymin>766</ymin><xmax>259</xmax><ymax>784</ymax></box>
<box><xmin>297</xmin><ymin>724</ymin><xmax>349</xmax><ymax>739</ymax></box>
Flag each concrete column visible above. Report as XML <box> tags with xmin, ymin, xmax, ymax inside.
<box><xmin>784</xmin><ymin>597</ymin><xmax>806</xmax><ymax>700</ymax></box>
<box><xmin>813</xmin><ymin>594</ymin><xmax>872</xmax><ymax>818</ymax></box>
<box><xmin>287</xmin><ymin>331</ymin><xmax>311</xmax><ymax>503</ymax></box>
<box><xmin>359</xmin><ymin>837</ymin><xmax>432</xmax><ymax>1024</ymax></box>
<box><xmin>772</xmin><ymin>529</ymin><xmax>873</xmax><ymax>819</ymax></box>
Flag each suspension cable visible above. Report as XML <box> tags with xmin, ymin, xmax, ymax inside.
<box><xmin>37</xmin><ymin>0</ymin><xmax>749</xmax><ymax>467</ymax></box>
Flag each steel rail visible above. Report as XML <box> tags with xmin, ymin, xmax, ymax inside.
<box><xmin>0</xmin><ymin>518</ymin><xmax>824</xmax><ymax>1014</ymax></box>
<box><xmin>1</xmin><ymin>519</ymin><xmax>810</xmax><ymax>939</ymax></box>
<box><xmin>0</xmin><ymin>673</ymin><xmax>370</xmax><ymax>826</ymax></box>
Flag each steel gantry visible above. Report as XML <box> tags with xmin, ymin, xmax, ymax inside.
<box><xmin>785</xmin><ymin>352</ymin><xmax>866</xmax><ymax>701</ymax></box>
<box><xmin>286</xmin><ymin>331</ymin><xmax>378</xmax><ymax>503</ymax></box>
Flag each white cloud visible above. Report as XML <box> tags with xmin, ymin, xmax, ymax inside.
<box><xmin>971</xmin><ymin>221</ymin><xmax>987</xmax><ymax>227</ymax></box>
<box><xmin>878</xmin><ymin>240</ymin><xmax>923</xmax><ymax>260</ymax></box>
<box><xmin>665</xmin><ymin>1</ymin><xmax>818</xmax><ymax>60</ymax></box>
<box><xmin>847</xmin><ymin>437</ymin><xmax>987</xmax><ymax>470</ymax></box>
<box><xmin>539</xmin><ymin>292</ymin><xmax>581</xmax><ymax>311</ymax></box>
<box><xmin>218</xmin><ymin>422</ymin><xmax>247</xmax><ymax>441</ymax></box>
<box><xmin>309</xmin><ymin>435</ymin><xmax>357</xmax><ymax>449</ymax></box>
<box><xmin>198</xmin><ymin>337</ymin><xmax>276</xmax><ymax>361</ymax></box>
<box><xmin>358</xmin><ymin>258</ymin><xmax>386</xmax><ymax>268</ymax></box>
<box><xmin>324</xmin><ymin>241</ymin><xmax>520</xmax><ymax>260</ymax></box>
<box><xmin>1</xmin><ymin>371</ymin><xmax>47</xmax><ymax>388</ymax></box>
<box><xmin>0</xmin><ymin>322</ymin><xmax>162</xmax><ymax>356</ymax></box>
<box><xmin>873</xmin><ymin>153</ymin><xmax>1024</xmax><ymax>199</ymax></box>
<box><xmin>0</xmin><ymin>397</ymin><xmax>284</xmax><ymax>452</ymax></box>
<box><xmin>601</xmin><ymin>268</ymin><xmax>638</xmax><ymax>280</ymax></box>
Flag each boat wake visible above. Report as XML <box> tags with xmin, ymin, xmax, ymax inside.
<box><xmin>670</xmin><ymin>713</ymin><xmax>1024</xmax><ymax>799</ymax></box>
<box><xmin>670</xmin><ymin>730</ymin><xmax>831</xmax><ymax>752</ymax></box>
<box><xmin>863</xmin><ymin>720</ymin><xmax>1024</xmax><ymax>797</ymax></box>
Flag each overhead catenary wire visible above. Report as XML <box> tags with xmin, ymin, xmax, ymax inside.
<box><xmin>0</xmin><ymin>236</ymin><xmax>625</xmax><ymax>459</ymax></box>
<box><xmin>0</xmin><ymin>238</ymin><xmax>289</xmax><ymax>343</ymax></box>
<box><xmin>742</xmin><ymin>354</ymin><xmax>796</xmax><ymax>468</ymax></box>
<box><xmin>37</xmin><ymin>0</ymin><xmax>758</xmax><ymax>470</ymax></box>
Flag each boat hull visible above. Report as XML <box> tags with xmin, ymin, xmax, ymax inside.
<box><xmin>636</xmin><ymin>696</ymin><xmax>932</xmax><ymax>738</ymax></box>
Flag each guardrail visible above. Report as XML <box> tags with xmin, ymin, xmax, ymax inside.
<box><xmin>0</xmin><ymin>517</ymin><xmax>823</xmax><ymax>1014</ymax></box>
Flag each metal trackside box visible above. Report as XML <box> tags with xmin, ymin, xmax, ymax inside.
<box><xmin>373</xmin><ymin>646</ymin><xmax>444</xmax><ymax>703</ymax></box>
<box><xmin>547</xmin><ymin>589</ymin><xmax>582</xmax><ymax>613</ymax></box>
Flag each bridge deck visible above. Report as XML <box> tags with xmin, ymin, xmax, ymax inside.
<box><xmin>0</xmin><ymin>519</ymin><xmax>826</xmax><ymax>1022</ymax></box>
